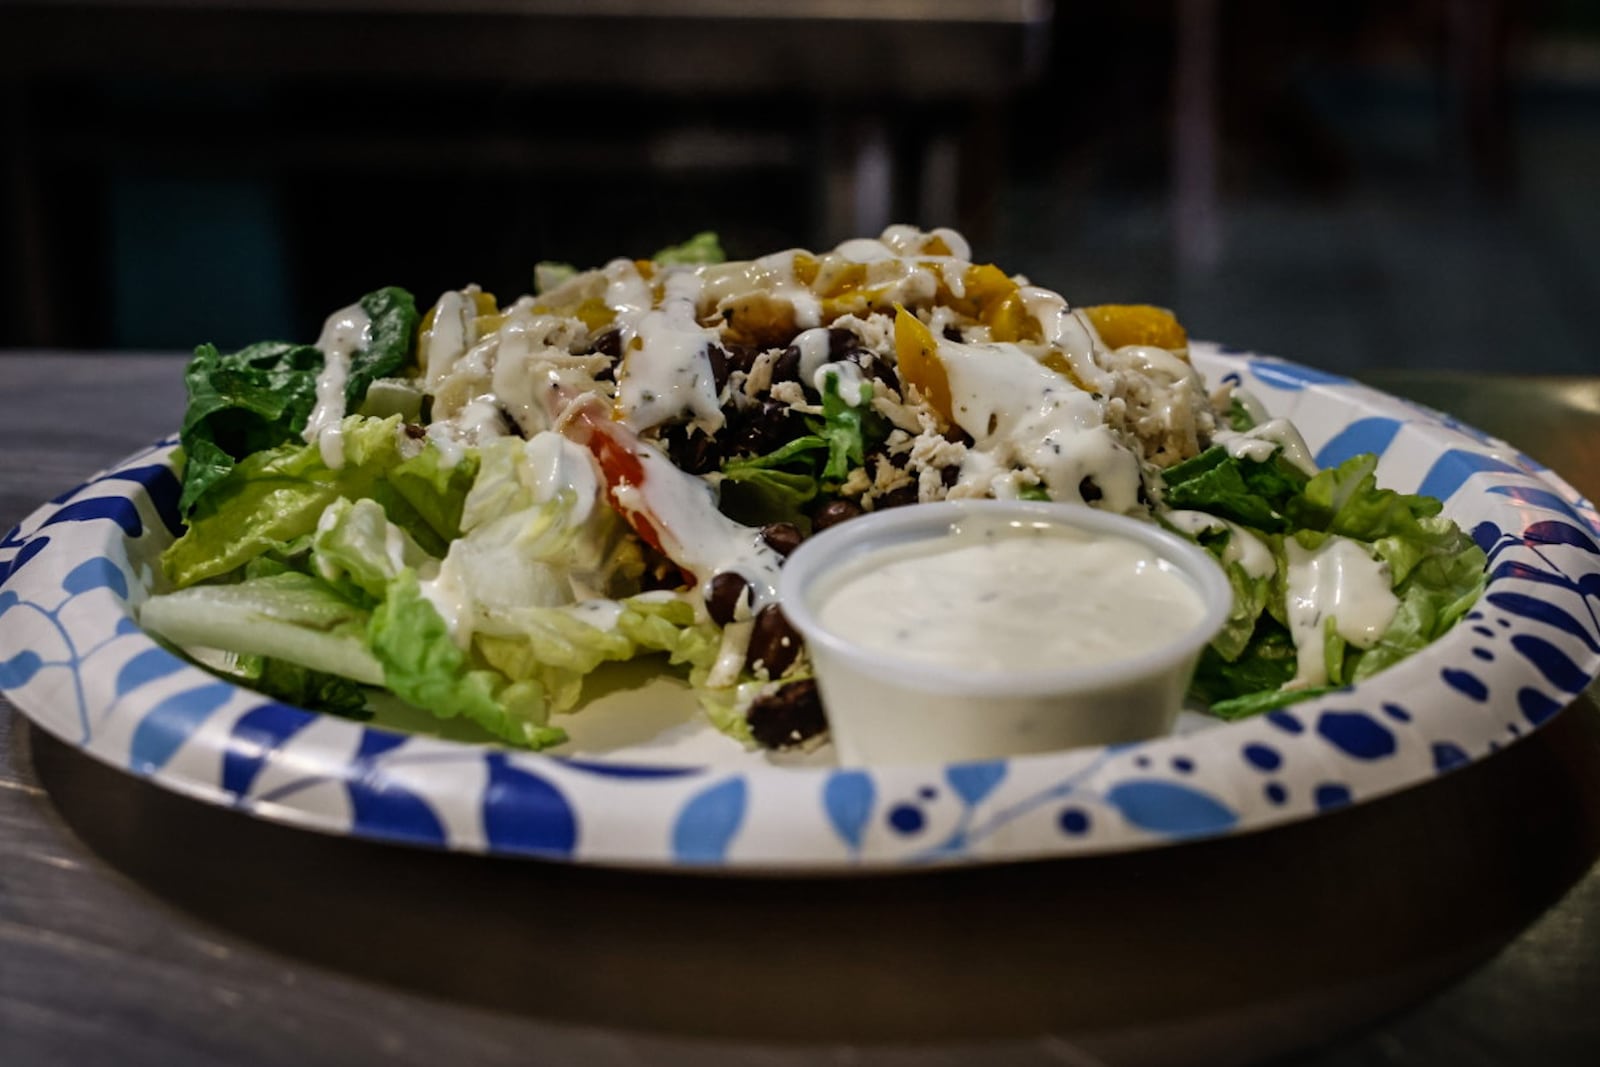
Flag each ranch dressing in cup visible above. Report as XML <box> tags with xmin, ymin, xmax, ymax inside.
<box><xmin>779</xmin><ymin>501</ymin><xmax>1231</xmax><ymax>765</ymax></box>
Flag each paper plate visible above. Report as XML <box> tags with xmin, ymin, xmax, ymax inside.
<box><xmin>3</xmin><ymin>344</ymin><xmax>1598</xmax><ymax>871</ymax></box>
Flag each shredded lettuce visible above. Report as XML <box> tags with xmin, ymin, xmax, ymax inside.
<box><xmin>311</xmin><ymin>497</ymin><xmax>435</xmax><ymax>602</ymax></box>
<box><xmin>162</xmin><ymin>415</ymin><xmax>438</xmax><ymax>587</ymax></box>
<box><xmin>652</xmin><ymin>231</ymin><xmax>725</xmax><ymax>265</ymax></box>
<box><xmin>1162</xmin><ymin>445</ymin><xmax>1307</xmax><ymax>532</ymax></box>
<box><xmin>1170</xmin><ymin>449</ymin><xmax>1485</xmax><ymax>717</ymax></box>
<box><xmin>714</xmin><ymin>376</ymin><xmax>887</xmax><ymax>530</ymax></box>
<box><xmin>369</xmin><ymin>571</ymin><xmax>568</xmax><ymax>749</ymax></box>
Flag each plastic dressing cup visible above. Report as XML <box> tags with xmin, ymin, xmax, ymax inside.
<box><xmin>778</xmin><ymin>500</ymin><xmax>1232</xmax><ymax>766</ymax></box>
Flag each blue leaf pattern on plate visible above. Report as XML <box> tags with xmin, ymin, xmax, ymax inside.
<box><xmin>1103</xmin><ymin>781</ymin><xmax>1239</xmax><ymax>836</ymax></box>
<box><xmin>40</xmin><ymin>498</ymin><xmax>143</xmax><ymax>538</ymax></box>
<box><xmin>114</xmin><ymin>646</ymin><xmax>188</xmax><ymax>698</ymax></box>
<box><xmin>347</xmin><ymin>769</ymin><xmax>447</xmax><ymax>846</ymax></box>
<box><xmin>1247</xmin><ymin>360</ymin><xmax>1350</xmax><ymax>391</ymax></box>
<box><xmin>0</xmin><ymin>535</ymin><xmax>49</xmax><ymax>590</ymax></box>
<box><xmin>672</xmin><ymin>777</ymin><xmax>748</xmax><ymax>862</ymax></box>
<box><xmin>1417</xmin><ymin>451</ymin><xmax>1528</xmax><ymax>504</ymax></box>
<box><xmin>128</xmin><ymin>681</ymin><xmax>237</xmax><ymax>773</ymax></box>
<box><xmin>1487</xmin><ymin>485</ymin><xmax>1590</xmax><ymax>528</ymax></box>
<box><xmin>0</xmin><ymin>650</ymin><xmax>43</xmax><ymax>688</ymax></box>
<box><xmin>945</xmin><ymin>761</ymin><xmax>1007</xmax><ymax>808</ymax></box>
<box><xmin>1523</xmin><ymin>520</ymin><xmax>1599</xmax><ymax>554</ymax></box>
<box><xmin>61</xmin><ymin>557</ymin><xmax>129</xmax><ymax>599</ymax></box>
<box><xmin>1313</xmin><ymin>417</ymin><xmax>1402</xmax><ymax>469</ymax></box>
<box><xmin>1510</xmin><ymin>634</ymin><xmax>1590</xmax><ymax>693</ymax></box>
<box><xmin>1486</xmin><ymin>592</ymin><xmax>1600</xmax><ymax>655</ymax></box>
<box><xmin>222</xmin><ymin>702</ymin><xmax>318</xmax><ymax>799</ymax></box>
<box><xmin>103</xmin><ymin>464</ymin><xmax>186</xmax><ymax>537</ymax></box>
<box><xmin>823</xmin><ymin>770</ymin><xmax>876</xmax><ymax>851</ymax></box>
<box><xmin>482</xmin><ymin>753</ymin><xmax>578</xmax><ymax>858</ymax></box>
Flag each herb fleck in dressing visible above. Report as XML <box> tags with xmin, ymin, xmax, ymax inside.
<box><xmin>815</xmin><ymin>517</ymin><xmax>1208</xmax><ymax>674</ymax></box>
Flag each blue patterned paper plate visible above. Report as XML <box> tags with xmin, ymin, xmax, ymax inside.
<box><xmin>3</xmin><ymin>345</ymin><xmax>1599</xmax><ymax>872</ymax></box>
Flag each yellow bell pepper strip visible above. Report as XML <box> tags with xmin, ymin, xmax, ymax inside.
<box><xmin>1082</xmin><ymin>304</ymin><xmax>1188</xmax><ymax>351</ymax></box>
<box><xmin>893</xmin><ymin>305</ymin><xmax>953</xmax><ymax>424</ymax></box>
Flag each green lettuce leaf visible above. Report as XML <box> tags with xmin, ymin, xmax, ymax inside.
<box><xmin>162</xmin><ymin>415</ymin><xmax>413</xmax><ymax>588</ymax></box>
<box><xmin>386</xmin><ymin>445</ymin><xmax>480</xmax><ymax>549</ymax></box>
<box><xmin>814</xmin><ymin>374</ymin><xmax>879</xmax><ymax>482</ymax></box>
<box><xmin>438</xmin><ymin>436</ymin><xmax>644</xmax><ymax>627</ymax></box>
<box><xmin>1161</xmin><ymin>446</ymin><xmax>1308</xmax><ymax>532</ymax></box>
<box><xmin>1225</xmin><ymin>396</ymin><xmax>1257</xmax><ymax>432</ymax></box>
<box><xmin>177</xmin><ymin>340</ymin><xmax>323</xmax><ymax>515</ymax></box>
<box><xmin>718</xmin><ymin>466</ymin><xmax>819</xmax><ymax>531</ymax></box>
<box><xmin>139</xmin><ymin>571</ymin><xmax>385</xmax><ymax>686</ymax></box>
<box><xmin>346</xmin><ymin>287</ymin><xmax>420</xmax><ymax>406</ymax></box>
<box><xmin>1284</xmin><ymin>453</ymin><xmax>1439</xmax><ymax>540</ymax></box>
<box><xmin>1188</xmin><ymin>618</ymin><xmax>1300</xmax><ymax>710</ymax></box>
<box><xmin>1176</xmin><ymin>447</ymin><xmax>1486</xmax><ymax>717</ymax></box>
<box><xmin>652</xmin><ymin>231</ymin><xmax>725</xmax><ymax>265</ymax></box>
<box><xmin>175</xmin><ymin>287</ymin><xmax>418</xmax><ymax>517</ymax></box>
<box><xmin>311</xmin><ymin>497</ymin><xmax>436</xmax><ymax>602</ymax></box>
<box><xmin>368</xmin><ymin>571</ymin><xmax>567</xmax><ymax>749</ymax></box>
<box><xmin>223</xmin><ymin>655</ymin><xmax>373</xmax><ymax>719</ymax></box>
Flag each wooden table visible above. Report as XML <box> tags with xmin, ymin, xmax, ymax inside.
<box><xmin>3</xmin><ymin>353</ymin><xmax>1599</xmax><ymax>1066</ymax></box>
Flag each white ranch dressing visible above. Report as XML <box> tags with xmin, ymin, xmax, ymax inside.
<box><xmin>792</xmin><ymin>326</ymin><xmax>834</xmax><ymax>383</ymax></box>
<box><xmin>1163</xmin><ymin>510</ymin><xmax>1275</xmax><ymax>579</ymax></box>
<box><xmin>1216</xmin><ymin>418</ymin><xmax>1319</xmax><ymax>476</ymax></box>
<box><xmin>609</xmin><ymin>442</ymin><xmax>784</xmax><ymax>611</ymax></box>
<box><xmin>1283</xmin><ymin>536</ymin><xmax>1400</xmax><ymax>688</ymax></box>
<box><xmin>423</xmin><ymin>288</ymin><xmax>479</xmax><ymax>389</ymax></box>
<box><xmin>615</xmin><ymin>270</ymin><xmax>725</xmax><ymax>436</ymax></box>
<box><xmin>834</xmin><ymin>237</ymin><xmax>897</xmax><ymax>263</ymax></box>
<box><xmin>814</xmin><ymin>360</ymin><xmax>869</xmax><ymax>406</ymax></box>
<box><xmin>303</xmin><ymin>302</ymin><xmax>372</xmax><ymax>469</ymax></box>
<box><xmin>937</xmin><ymin>336</ymin><xmax>1143</xmax><ymax>511</ymax></box>
<box><xmin>816</xmin><ymin>517</ymin><xmax>1207</xmax><ymax>673</ymax></box>
<box><xmin>1019</xmin><ymin>287</ymin><xmax>1112</xmax><ymax>393</ymax></box>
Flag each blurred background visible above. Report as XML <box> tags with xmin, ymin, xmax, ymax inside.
<box><xmin>3</xmin><ymin>0</ymin><xmax>1598</xmax><ymax>372</ymax></box>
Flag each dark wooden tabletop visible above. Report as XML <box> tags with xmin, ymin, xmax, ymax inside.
<box><xmin>3</xmin><ymin>352</ymin><xmax>1599</xmax><ymax>1067</ymax></box>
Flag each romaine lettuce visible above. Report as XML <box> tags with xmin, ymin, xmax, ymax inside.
<box><xmin>176</xmin><ymin>287</ymin><xmax>418</xmax><ymax>517</ymax></box>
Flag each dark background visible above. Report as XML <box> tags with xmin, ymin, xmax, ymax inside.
<box><xmin>3</xmin><ymin>0</ymin><xmax>1598</xmax><ymax>373</ymax></box>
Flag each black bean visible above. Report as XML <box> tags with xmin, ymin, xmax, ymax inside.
<box><xmin>663</xmin><ymin>425</ymin><xmax>721</xmax><ymax>475</ymax></box>
<box><xmin>705</xmin><ymin>572</ymin><xmax>752</xmax><ymax>626</ymax></box>
<box><xmin>942</xmin><ymin>425</ymin><xmax>975</xmax><ymax>447</ymax></box>
<box><xmin>813</xmin><ymin>499</ymin><xmax>863</xmax><ymax>531</ymax></box>
<box><xmin>733</xmin><ymin>400</ymin><xmax>805</xmax><ymax>457</ymax></box>
<box><xmin>747</xmin><ymin>678</ymin><xmax>827</xmax><ymax>749</ymax></box>
<box><xmin>591</xmin><ymin>328</ymin><xmax>623</xmax><ymax>359</ymax></box>
<box><xmin>707</xmin><ymin>343</ymin><xmax>731</xmax><ymax>393</ymax></box>
<box><xmin>771</xmin><ymin>345</ymin><xmax>801</xmax><ymax>384</ymax></box>
<box><xmin>851</xmin><ymin>355</ymin><xmax>902</xmax><ymax>396</ymax></box>
<box><xmin>875</xmin><ymin>484</ymin><xmax>919</xmax><ymax>510</ymax></box>
<box><xmin>941</xmin><ymin>464</ymin><xmax>960</xmax><ymax>488</ymax></box>
<box><xmin>723</xmin><ymin>343</ymin><xmax>762</xmax><ymax>376</ymax></box>
<box><xmin>760</xmin><ymin>522</ymin><xmax>803</xmax><ymax>557</ymax></box>
<box><xmin>827</xmin><ymin>327</ymin><xmax>859</xmax><ymax>358</ymax></box>
<box><xmin>943</xmin><ymin>325</ymin><xmax>965</xmax><ymax>342</ymax></box>
<box><xmin>874</xmin><ymin>448</ymin><xmax>909</xmax><ymax>471</ymax></box>
<box><xmin>403</xmin><ymin>423</ymin><xmax>427</xmax><ymax>440</ymax></box>
<box><xmin>1079</xmin><ymin>476</ymin><xmax>1104</xmax><ymax>503</ymax></box>
<box><xmin>745</xmin><ymin>604</ymin><xmax>802</xmax><ymax>678</ymax></box>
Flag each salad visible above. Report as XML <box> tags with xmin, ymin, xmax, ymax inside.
<box><xmin>139</xmin><ymin>225</ymin><xmax>1486</xmax><ymax>752</ymax></box>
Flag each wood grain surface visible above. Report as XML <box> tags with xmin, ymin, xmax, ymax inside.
<box><xmin>2</xmin><ymin>354</ymin><xmax>1599</xmax><ymax>1067</ymax></box>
